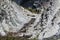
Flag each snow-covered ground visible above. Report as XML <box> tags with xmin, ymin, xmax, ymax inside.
<box><xmin>0</xmin><ymin>0</ymin><xmax>60</xmax><ymax>40</ymax></box>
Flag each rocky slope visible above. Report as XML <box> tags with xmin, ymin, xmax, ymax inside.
<box><xmin>0</xmin><ymin>0</ymin><xmax>60</xmax><ymax>40</ymax></box>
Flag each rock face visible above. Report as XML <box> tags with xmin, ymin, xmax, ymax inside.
<box><xmin>0</xmin><ymin>0</ymin><xmax>60</xmax><ymax>40</ymax></box>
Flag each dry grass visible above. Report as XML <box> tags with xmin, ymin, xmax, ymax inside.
<box><xmin>0</xmin><ymin>36</ymin><xmax>29</xmax><ymax>40</ymax></box>
<box><xmin>24</xmin><ymin>7</ymin><xmax>40</xmax><ymax>14</ymax></box>
<box><xmin>0</xmin><ymin>36</ymin><xmax>38</xmax><ymax>40</ymax></box>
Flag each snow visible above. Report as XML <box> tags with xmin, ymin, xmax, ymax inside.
<box><xmin>0</xmin><ymin>0</ymin><xmax>60</xmax><ymax>40</ymax></box>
